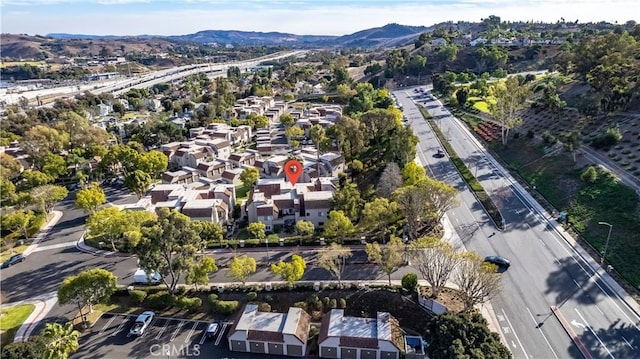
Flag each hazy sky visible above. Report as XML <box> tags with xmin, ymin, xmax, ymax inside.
<box><xmin>1</xmin><ymin>0</ymin><xmax>637</xmax><ymax>36</ymax></box>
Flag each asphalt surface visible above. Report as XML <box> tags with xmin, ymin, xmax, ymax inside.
<box><xmin>394</xmin><ymin>87</ymin><xmax>640</xmax><ymax>359</ymax></box>
<box><xmin>73</xmin><ymin>313</ymin><xmax>232</xmax><ymax>359</ymax></box>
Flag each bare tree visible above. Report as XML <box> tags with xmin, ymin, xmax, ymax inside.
<box><xmin>409</xmin><ymin>237</ymin><xmax>460</xmax><ymax>298</ymax></box>
<box><xmin>453</xmin><ymin>253</ymin><xmax>502</xmax><ymax>311</ymax></box>
<box><xmin>376</xmin><ymin>162</ymin><xmax>402</xmax><ymax>198</ymax></box>
<box><xmin>365</xmin><ymin>236</ymin><xmax>405</xmax><ymax>285</ymax></box>
<box><xmin>317</xmin><ymin>243</ymin><xmax>352</xmax><ymax>287</ymax></box>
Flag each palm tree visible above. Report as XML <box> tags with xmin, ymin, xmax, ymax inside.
<box><xmin>40</xmin><ymin>322</ymin><xmax>80</xmax><ymax>359</ymax></box>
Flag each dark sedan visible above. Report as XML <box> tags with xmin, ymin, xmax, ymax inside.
<box><xmin>1</xmin><ymin>254</ymin><xmax>26</xmax><ymax>269</ymax></box>
<box><xmin>484</xmin><ymin>255</ymin><xmax>511</xmax><ymax>269</ymax></box>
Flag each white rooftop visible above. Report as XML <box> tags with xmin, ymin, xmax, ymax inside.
<box><xmin>235</xmin><ymin>304</ymin><xmax>304</xmax><ymax>335</ymax></box>
<box><xmin>326</xmin><ymin>309</ymin><xmax>375</xmax><ymax>339</ymax></box>
<box><xmin>182</xmin><ymin>199</ymin><xmax>218</xmax><ymax>209</ymax></box>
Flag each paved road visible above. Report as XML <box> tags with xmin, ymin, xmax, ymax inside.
<box><xmin>394</xmin><ymin>87</ymin><xmax>640</xmax><ymax>358</ymax></box>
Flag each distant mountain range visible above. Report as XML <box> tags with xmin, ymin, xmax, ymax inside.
<box><xmin>46</xmin><ymin>23</ymin><xmax>431</xmax><ymax>48</ymax></box>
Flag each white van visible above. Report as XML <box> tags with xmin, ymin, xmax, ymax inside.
<box><xmin>133</xmin><ymin>269</ymin><xmax>162</xmax><ymax>284</ymax></box>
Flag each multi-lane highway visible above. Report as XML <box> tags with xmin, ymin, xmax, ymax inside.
<box><xmin>0</xmin><ymin>50</ymin><xmax>305</xmax><ymax>106</ymax></box>
<box><xmin>394</xmin><ymin>87</ymin><xmax>640</xmax><ymax>358</ymax></box>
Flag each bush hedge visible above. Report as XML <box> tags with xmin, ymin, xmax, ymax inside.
<box><xmin>129</xmin><ymin>290</ymin><xmax>147</xmax><ymax>304</ymax></box>
<box><xmin>176</xmin><ymin>297</ymin><xmax>202</xmax><ymax>312</ymax></box>
<box><xmin>144</xmin><ymin>291</ymin><xmax>175</xmax><ymax>310</ymax></box>
<box><xmin>211</xmin><ymin>300</ymin><xmax>239</xmax><ymax>315</ymax></box>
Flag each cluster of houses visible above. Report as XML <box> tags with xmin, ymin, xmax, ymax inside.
<box><xmin>227</xmin><ymin>304</ymin><xmax>423</xmax><ymax>359</ymax></box>
<box><xmin>118</xmin><ymin>96</ymin><xmax>345</xmax><ymax>232</ymax></box>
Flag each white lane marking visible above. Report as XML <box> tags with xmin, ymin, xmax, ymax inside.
<box><xmin>573</xmin><ymin>279</ymin><xmax>581</xmax><ymax>288</ymax></box>
<box><xmin>526</xmin><ymin>307</ymin><xmax>559</xmax><ymax>359</ymax></box>
<box><xmin>111</xmin><ymin>317</ymin><xmax>129</xmax><ymax>337</ymax></box>
<box><xmin>170</xmin><ymin>320</ymin><xmax>185</xmax><ymax>342</ymax></box>
<box><xmin>184</xmin><ymin>322</ymin><xmax>199</xmax><ymax>343</ymax></box>
<box><xmin>214</xmin><ymin>322</ymin><xmax>230</xmax><ymax>346</ymax></box>
<box><xmin>198</xmin><ymin>329</ymin><xmax>208</xmax><ymax>345</ymax></box>
<box><xmin>594</xmin><ymin>305</ymin><xmax>604</xmax><ymax>315</ymax></box>
<box><xmin>155</xmin><ymin>319</ymin><xmax>171</xmax><ymax>340</ymax></box>
<box><xmin>98</xmin><ymin>316</ymin><xmax>116</xmax><ymax>335</ymax></box>
<box><xmin>501</xmin><ymin>308</ymin><xmax>529</xmax><ymax>358</ymax></box>
<box><xmin>574</xmin><ymin>308</ymin><xmax>615</xmax><ymax>358</ymax></box>
<box><xmin>621</xmin><ymin>336</ymin><xmax>634</xmax><ymax>349</ymax></box>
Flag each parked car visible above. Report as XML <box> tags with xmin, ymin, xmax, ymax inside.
<box><xmin>484</xmin><ymin>256</ymin><xmax>511</xmax><ymax>269</ymax></box>
<box><xmin>1</xmin><ymin>254</ymin><xmax>25</xmax><ymax>269</ymax></box>
<box><xmin>129</xmin><ymin>311</ymin><xmax>155</xmax><ymax>336</ymax></box>
<box><xmin>133</xmin><ymin>269</ymin><xmax>162</xmax><ymax>284</ymax></box>
<box><xmin>205</xmin><ymin>322</ymin><xmax>220</xmax><ymax>340</ymax></box>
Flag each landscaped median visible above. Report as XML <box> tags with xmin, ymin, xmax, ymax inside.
<box><xmin>0</xmin><ymin>304</ymin><xmax>35</xmax><ymax>346</ymax></box>
<box><xmin>418</xmin><ymin>106</ymin><xmax>505</xmax><ymax>230</ymax></box>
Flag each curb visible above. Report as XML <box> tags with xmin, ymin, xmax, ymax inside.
<box><xmin>13</xmin><ymin>293</ymin><xmax>57</xmax><ymax>343</ymax></box>
<box><xmin>23</xmin><ymin>210</ymin><xmax>63</xmax><ymax>257</ymax></box>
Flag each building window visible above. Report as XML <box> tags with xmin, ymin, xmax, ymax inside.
<box><xmin>319</xmin><ymin>222</ymin><xmax>324</xmax><ymax>226</ymax></box>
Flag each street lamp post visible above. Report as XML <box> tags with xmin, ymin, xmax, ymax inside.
<box><xmin>598</xmin><ymin>221</ymin><xmax>613</xmax><ymax>265</ymax></box>
<box><xmin>265</xmin><ymin>237</ymin><xmax>270</xmax><ymax>265</ymax></box>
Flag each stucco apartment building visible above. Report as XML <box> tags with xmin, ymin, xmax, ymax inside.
<box><xmin>124</xmin><ymin>182</ymin><xmax>236</xmax><ymax>225</ymax></box>
<box><xmin>318</xmin><ymin>310</ymin><xmax>403</xmax><ymax>359</ymax></box>
<box><xmin>228</xmin><ymin>304</ymin><xmax>311</xmax><ymax>357</ymax></box>
<box><xmin>246</xmin><ymin>177</ymin><xmax>336</xmax><ymax>231</ymax></box>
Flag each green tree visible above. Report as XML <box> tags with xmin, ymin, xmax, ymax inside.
<box><xmin>125</xmin><ymin>170</ymin><xmax>153</xmax><ymax>199</ymax></box>
<box><xmin>30</xmin><ymin>185</ymin><xmax>68</xmax><ymax>213</ymax></box>
<box><xmin>409</xmin><ymin>237</ymin><xmax>460</xmax><ymax>298</ymax></box>
<box><xmin>87</xmin><ymin>207</ymin><xmax>154</xmax><ymax>251</ymax></box>
<box><xmin>40</xmin><ymin>322</ymin><xmax>80</xmax><ymax>359</ymax></box>
<box><xmin>21</xmin><ymin>169</ymin><xmax>54</xmax><ymax>188</ymax></box>
<box><xmin>489</xmin><ymin>76</ymin><xmax>530</xmax><ymax>145</ymax></box>
<box><xmin>581</xmin><ymin>166</ymin><xmax>599</xmax><ymax>184</ymax></box>
<box><xmin>239</xmin><ymin>167</ymin><xmax>260</xmax><ymax>189</ymax></box>
<box><xmin>426</xmin><ymin>312</ymin><xmax>512</xmax><ymax>359</ymax></box>
<box><xmin>248</xmin><ymin>221</ymin><xmax>266</xmax><ymax>241</ymax></box>
<box><xmin>401</xmin><ymin>273</ymin><xmax>418</xmax><ymax>292</ymax></box>
<box><xmin>136</xmin><ymin>208</ymin><xmax>206</xmax><ymax>293</ymax></box>
<box><xmin>454</xmin><ymin>252</ymin><xmax>502</xmax><ymax>311</ymax></box>
<box><xmin>1</xmin><ymin>335</ymin><xmax>45</xmax><ymax>359</ymax></box>
<box><xmin>186</xmin><ymin>256</ymin><xmax>218</xmax><ymax>291</ymax></box>
<box><xmin>193</xmin><ymin>221</ymin><xmax>225</xmax><ymax>247</ymax></box>
<box><xmin>365</xmin><ymin>236</ymin><xmax>405</xmax><ymax>285</ymax></box>
<box><xmin>455</xmin><ymin>87</ymin><xmax>469</xmax><ymax>107</ymax></box>
<box><xmin>323</xmin><ymin>210</ymin><xmax>354</xmax><ymax>239</ymax></box>
<box><xmin>0</xmin><ymin>153</ymin><xmax>22</xmax><ymax>181</ymax></box>
<box><xmin>330</xmin><ymin>182</ymin><xmax>363</xmax><ymax>222</ymax></box>
<box><xmin>285</xmin><ymin>126</ymin><xmax>304</xmax><ymax>148</ymax></box>
<box><xmin>317</xmin><ymin>242</ymin><xmax>352</xmax><ymax>286</ymax></box>
<box><xmin>402</xmin><ymin>161</ymin><xmax>426</xmax><ymax>186</ymax></box>
<box><xmin>227</xmin><ymin>255</ymin><xmax>257</xmax><ymax>285</ymax></box>
<box><xmin>2</xmin><ymin>209</ymin><xmax>36</xmax><ymax>240</ymax></box>
<box><xmin>295</xmin><ymin>220</ymin><xmax>315</xmax><ymax>237</ymax></box>
<box><xmin>136</xmin><ymin>150</ymin><xmax>168</xmax><ymax>179</ymax></box>
<box><xmin>360</xmin><ymin>197</ymin><xmax>401</xmax><ymax>234</ymax></box>
<box><xmin>19</xmin><ymin>125</ymin><xmax>68</xmax><ymax>170</ymax></box>
<box><xmin>58</xmin><ymin>268</ymin><xmax>117</xmax><ymax>322</ymax></box>
<box><xmin>75</xmin><ymin>182</ymin><xmax>106</xmax><ymax>213</ymax></box>
<box><xmin>280</xmin><ymin>113</ymin><xmax>295</xmax><ymax>128</ymax></box>
<box><xmin>41</xmin><ymin>153</ymin><xmax>67</xmax><ymax>180</ymax></box>
<box><xmin>270</xmin><ymin>254</ymin><xmax>306</xmax><ymax>286</ymax></box>
<box><xmin>1</xmin><ymin>180</ymin><xmax>17</xmax><ymax>206</ymax></box>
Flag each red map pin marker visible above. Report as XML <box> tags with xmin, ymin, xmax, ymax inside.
<box><xmin>284</xmin><ymin>159</ymin><xmax>303</xmax><ymax>186</ymax></box>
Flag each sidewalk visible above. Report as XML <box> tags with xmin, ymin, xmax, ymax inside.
<box><xmin>10</xmin><ymin>292</ymin><xmax>58</xmax><ymax>343</ymax></box>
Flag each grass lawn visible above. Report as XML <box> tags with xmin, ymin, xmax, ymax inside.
<box><xmin>235</xmin><ymin>183</ymin><xmax>251</xmax><ymax>200</ymax></box>
<box><xmin>0</xmin><ymin>304</ymin><xmax>35</xmax><ymax>346</ymax></box>
<box><xmin>0</xmin><ymin>245</ymin><xmax>28</xmax><ymax>263</ymax></box>
<box><xmin>493</xmin><ymin>139</ymin><xmax>640</xmax><ymax>290</ymax></box>
<box><xmin>472</xmin><ymin>101</ymin><xmax>490</xmax><ymax>113</ymax></box>
<box><xmin>0</xmin><ymin>61</ymin><xmax>43</xmax><ymax>68</ymax></box>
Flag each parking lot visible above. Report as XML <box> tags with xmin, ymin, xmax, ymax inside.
<box><xmin>73</xmin><ymin>312</ymin><xmax>234</xmax><ymax>359</ymax></box>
